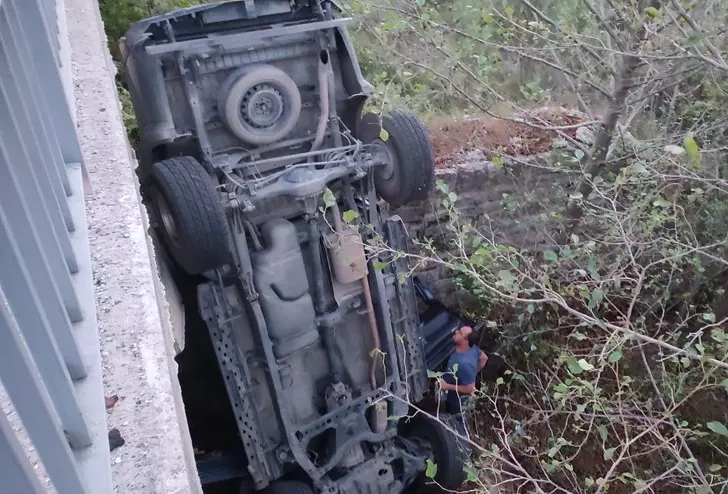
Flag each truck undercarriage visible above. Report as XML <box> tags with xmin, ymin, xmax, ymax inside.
<box><xmin>121</xmin><ymin>2</ymin><xmax>466</xmax><ymax>492</ymax></box>
<box><xmin>195</xmin><ymin>202</ymin><xmax>433</xmax><ymax>492</ymax></box>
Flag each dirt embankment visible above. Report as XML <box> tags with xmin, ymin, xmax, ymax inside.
<box><xmin>427</xmin><ymin>107</ymin><xmax>592</xmax><ymax>166</ymax></box>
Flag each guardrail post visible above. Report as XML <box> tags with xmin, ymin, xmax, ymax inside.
<box><xmin>0</xmin><ymin>206</ymin><xmax>92</xmax><ymax>449</ymax></box>
<box><xmin>0</xmin><ymin>410</ymin><xmax>46</xmax><ymax>494</ymax></box>
<box><xmin>0</xmin><ymin>290</ymin><xmax>90</xmax><ymax>494</ymax></box>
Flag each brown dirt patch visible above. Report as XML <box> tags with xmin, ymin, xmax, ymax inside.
<box><xmin>427</xmin><ymin>109</ymin><xmax>588</xmax><ymax>167</ymax></box>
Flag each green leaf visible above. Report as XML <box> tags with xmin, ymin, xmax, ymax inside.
<box><xmin>574</xmin><ymin>149</ymin><xmax>585</xmax><ymax>160</ymax></box>
<box><xmin>496</xmin><ymin>377</ymin><xmax>504</xmax><ymax>385</ymax></box>
<box><xmin>342</xmin><ymin>210</ymin><xmax>359</xmax><ymax>223</ymax></box>
<box><xmin>566</xmin><ymin>357</ymin><xmax>583</xmax><ymax>375</ymax></box>
<box><xmin>543</xmin><ymin>250</ymin><xmax>558</xmax><ymax>262</ymax></box>
<box><xmin>701</xmin><ymin>312</ymin><xmax>716</xmax><ymax>323</ymax></box>
<box><xmin>588</xmin><ymin>289</ymin><xmax>603</xmax><ymax>310</ymax></box>
<box><xmin>373</xmin><ymin>261</ymin><xmax>388</xmax><ymax>271</ymax></box>
<box><xmin>578</xmin><ymin>359</ymin><xmax>594</xmax><ymax>371</ymax></box>
<box><xmin>379</xmin><ymin>128</ymin><xmax>390</xmax><ymax>142</ymax></box>
<box><xmin>547</xmin><ymin>444</ymin><xmax>561</xmax><ymax>458</ymax></box>
<box><xmin>709</xmin><ymin>464</ymin><xmax>722</xmax><ymax>472</ymax></box>
<box><xmin>608</xmin><ymin>350</ymin><xmax>623</xmax><ymax>363</ymax></box>
<box><xmin>527</xmin><ymin>304</ymin><xmax>535</xmax><ymax>314</ymax></box>
<box><xmin>683</xmin><ymin>133</ymin><xmax>700</xmax><ymax>164</ymax></box>
<box><xmin>603</xmin><ymin>447</ymin><xmax>616</xmax><ymax>461</ymax></box>
<box><xmin>721</xmin><ymin>379</ymin><xmax>728</xmax><ymax>392</ymax></box>
<box><xmin>397</xmin><ymin>272</ymin><xmax>408</xmax><ymax>285</ymax></box>
<box><xmin>630</xmin><ymin>162</ymin><xmax>650</xmax><ymax>174</ymax></box>
<box><xmin>425</xmin><ymin>459</ymin><xmax>438</xmax><ymax>478</ymax></box>
<box><xmin>322</xmin><ymin>188</ymin><xmax>336</xmax><ymax>209</ymax></box>
<box><xmin>711</xmin><ymin>329</ymin><xmax>726</xmax><ymax>343</ymax></box>
<box><xmin>492</xmin><ymin>155</ymin><xmax>503</xmax><ymax>168</ymax></box>
<box><xmin>706</xmin><ymin>421</ymin><xmax>728</xmax><ymax>437</ymax></box>
<box><xmin>598</xmin><ymin>425</ymin><xmax>608</xmax><ymax>441</ymax></box>
<box><xmin>465</xmin><ymin>466</ymin><xmax>478</xmax><ymax>482</ymax></box>
<box><xmin>498</xmin><ymin>270</ymin><xmax>517</xmax><ymax>288</ymax></box>
<box><xmin>588</xmin><ymin>257</ymin><xmax>600</xmax><ymax>280</ymax></box>
<box><xmin>645</xmin><ymin>6</ymin><xmax>662</xmax><ymax>18</ymax></box>
<box><xmin>427</xmin><ymin>370</ymin><xmax>443</xmax><ymax>378</ymax></box>
<box><xmin>633</xmin><ymin>480</ymin><xmax>647</xmax><ymax>491</ymax></box>
<box><xmin>415</xmin><ymin>0</ymin><xmax>425</xmax><ymax>6</ymax></box>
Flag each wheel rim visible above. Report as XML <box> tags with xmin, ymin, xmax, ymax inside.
<box><xmin>370</xmin><ymin>138</ymin><xmax>397</xmax><ymax>181</ymax></box>
<box><xmin>240</xmin><ymin>84</ymin><xmax>285</xmax><ymax>129</ymax></box>
<box><xmin>157</xmin><ymin>195</ymin><xmax>181</xmax><ymax>248</ymax></box>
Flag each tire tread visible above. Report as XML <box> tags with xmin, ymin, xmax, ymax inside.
<box><xmin>365</xmin><ymin>109</ymin><xmax>436</xmax><ymax>206</ymax></box>
<box><xmin>150</xmin><ymin>156</ymin><xmax>229</xmax><ymax>275</ymax></box>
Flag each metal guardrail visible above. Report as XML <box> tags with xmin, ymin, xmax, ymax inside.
<box><xmin>0</xmin><ymin>0</ymin><xmax>111</xmax><ymax>492</ymax></box>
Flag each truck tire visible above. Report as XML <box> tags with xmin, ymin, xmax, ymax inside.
<box><xmin>408</xmin><ymin>414</ymin><xmax>466</xmax><ymax>490</ymax></box>
<box><xmin>148</xmin><ymin>156</ymin><xmax>230</xmax><ymax>275</ymax></box>
<box><xmin>266</xmin><ymin>480</ymin><xmax>313</xmax><ymax>494</ymax></box>
<box><xmin>218</xmin><ymin>64</ymin><xmax>302</xmax><ymax>146</ymax></box>
<box><xmin>358</xmin><ymin>110</ymin><xmax>435</xmax><ymax>207</ymax></box>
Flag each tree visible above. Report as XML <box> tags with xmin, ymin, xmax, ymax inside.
<box><xmin>346</xmin><ymin>0</ymin><xmax>728</xmax><ymax>492</ymax></box>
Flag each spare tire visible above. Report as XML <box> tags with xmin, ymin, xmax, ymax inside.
<box><xmin>218</xmin><ymin>64</ymin><xmax>302</xmax><ymax>146</ymax></box>
<box><xmin>148</xmin><ymin>156</ymin><xmax>230</xmax><ymax>275</ymax></box>
<box><xmin>358</xmin><ymin>110</ymin><xmax>436</xmax><ymax>207</ymax></box>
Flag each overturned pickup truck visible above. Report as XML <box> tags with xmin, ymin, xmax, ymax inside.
<box><xmin>121</xmin><ymin>1</ymin><xmax>465</xmax><ymax>493</ymax></box>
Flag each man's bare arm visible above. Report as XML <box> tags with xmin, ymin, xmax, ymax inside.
<box><xmin>438</xmin><ymin>380</ymin><xmax>476</xmax><ymax>395</ymax></box>
<box><xmin>478</xmin><ymin>350</ymin><xmax>488</xmax><ymax>371</ymax></box>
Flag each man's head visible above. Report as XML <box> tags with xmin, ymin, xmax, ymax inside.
<box><xmin>452</xmin><ymin>325</ymin><xmax>474</xmax><ymax>344</ymax></box>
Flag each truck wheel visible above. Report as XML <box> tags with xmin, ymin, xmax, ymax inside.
<box><xmin>266</xmin><ymin>480</ymin><xmax>313</xmax><ymax>494</ymax></box>
<box><xmin>148</xmin><ymin>156</ymin><xmax>230</xmax><ymax>275</ymax></box>
<box><xmin>409</xmin><ymin>414</ymin><xmax>466</xmax><ymax>490</ymax></box>
<box><xmin>218</xmin><ymin>64</ymin><xmax>302</xmax><ymax>146</ymax></box>
<box><xmin>358</xmin><ymin>110</ymin><xmax>435</xmax><ymax>207</ymax></box>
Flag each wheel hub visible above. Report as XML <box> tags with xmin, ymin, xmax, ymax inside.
<box><xmin>241</xmin><ymin>84</ymin><xmax>284</xmax><ymax>129</ymax></box>
<box><xmin>370</xmin><ymin>139</ymin><xmax>396</xmax><ymax>180</ymax></box>
<box><xmin>157</xmin><ymin>195</ymin><xmax>180</xmax><ymax>247</ymax></box>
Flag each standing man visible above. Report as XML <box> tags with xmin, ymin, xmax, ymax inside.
<box><xmin>437</xmin><ymin>325</ymin><xmax>488</xmax><ymax>417</ymax></box>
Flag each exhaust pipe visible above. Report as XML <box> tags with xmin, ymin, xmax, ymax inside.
<box><xmin>328</xmin><ymin>203</ymin><xmax>383</xmax><ymax>391</ymax></box>
<box><xmin>310</xmin><ymin>50</ymin><xmax>331</xmax><ymax>156</ymax></box>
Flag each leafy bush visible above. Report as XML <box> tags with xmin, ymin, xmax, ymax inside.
<box><xmin>354</xmin><ymin>0</ymin><xmax>728</xmax><ymax>492</ymax></box>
